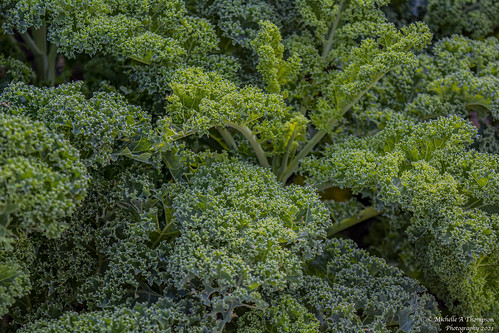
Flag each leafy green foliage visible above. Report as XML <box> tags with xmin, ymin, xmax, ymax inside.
<box><xmin>0</xmin><ymin>113</ymin><xmax>86</xmax><ymax>318</ymax></box>
<box><xmin>160</xmin><ymin>67</ymin><xmax>308</xmax><ymax>165</ymax></box>
<box><xmin>196</xmin><ymin>0</ymin><xmax>284</xmax><ymax>48</ymax></box>
<box><xmin>284</xmin><ymin>0</ymin><xmax>432</xmax><ymax>131</ymax></box>
<box><xmin>250</xmin><ymin>21</ymin><xmax>301</xmax><ymax>95</ymax></box>
<box><xmin>363</xmin><ymin>212</ymin><xmax>422</xmax><ymax>279</ymax></box>
<box><xmin>356</xmin><ymin>35</ymin><xmax>499</xmax><ymax>155</ymax></box>
<box><xmin>0</xmin><ymin>113</ymin><xmax>88</xmax><ymax>246</ymax></box>
<box><xmin>0</xmin><ymin>55</ymin><xmax>32</xmax><ymax>91</ymax></box>
<box><xmin>3</xmin><ymin>0</ymin><xmax>497</xmax><ymax>331</ymax></box>
<box><xmin>301</xmin><ymin>238</ymin><xmax>440</xmax><ymax>332</ymax></box>
<box><xmin>0</xmin><ymin>255</ymin><xmax>30</xmax><ymax>317</ymax></box>
<box><xmin>168</xmin><ymin>158</ymin><xmax>330</xmax><ymax>330</ymax></box>
<box><xmin>237</xmin><ymin>295</ymin><xmax>319</xmax><ymax>333</ymax></box>
<box><xmin>383</xmin><ymin>0</ymin><xmax>499</xmax><ymax>40</ymax></box>
<box><xmin>0</xmin><ymin>82</ymin><xmax>153</xmax><ymax>167</ymax></box>
<box><xmin>302</xmin><ymin>116</ymin><xmax>499</xmax><ymax>319</ymax></box>
<box><xmin>425</xmin><ymin>0</ymin><xmax>499</xmax><ymax>39</ymax></box>
<box><xmin>77</xmin><ymin>171</ymin><xmax>178</xmax><ymax>310</ymax></box>
<box><xmin>18</xmin><ymin>297</ymin><xmax>214</xmax><ymax>332</ymax></box>
<box><xmin>363</xmin><ymin>36</ymin><xmax>499</xmax><ymax>119</ymax></box>
<box><xmin>3</xmin><ymin>168</ymin><xmax>176</xmax><ymax>324</ymax></box>
<box><xmin>412</xmin><ymin>208</ymin><xmax>498</xmax><ymax>320</ymax></box>
<box><xmin>0</xmin><ymin>0</ymin><xmax>223</xmax><ymax>88</ymax></box>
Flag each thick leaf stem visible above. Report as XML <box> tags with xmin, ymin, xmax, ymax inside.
<box><xmin>217</xmin><ymin>127</ymin><xmax>238</xmax><ymax>150</ymax></box>
<box><xmin>327</xmin><ymin>206</ymin><xmax>382</xmax><ymax>237</ymax></box>
<box><xmin>224</xmin><ymin>121</ymin><xmax>270</xmax><ymax>168</ymax></box>
<box><xmin>20</xmin><ymin>24</ymin><xmax>57</xmax><ymax>84</ymax></box>
<box><xmin>321</xmin><ymin>0</ymin><xmax>345</xmax><ymax>60</ymax></box>
<box><xmin>281</xmin><ymin>72</ymin><xmax>386</xmax><ymax>183</ymax></box>
<box><xmin>277</xmin><ymin>125</ymin><xmax>298</xmax><ymax>180</ymax></box>
<box><xmin>279</xmin><ymin>128</ymin><xmax>326</xmax><ymax>183</ymax></box>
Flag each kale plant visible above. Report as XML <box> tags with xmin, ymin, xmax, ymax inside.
<box><xmin>1</xmin><ymin>0</ymin><xmax>498</xmax><ymax>332</ymax></box>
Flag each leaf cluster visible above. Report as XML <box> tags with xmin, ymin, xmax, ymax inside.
<box><xmin>2</xmin><ymin>0</ymin><xmax>498</xmax><ymax>332</ymax></box>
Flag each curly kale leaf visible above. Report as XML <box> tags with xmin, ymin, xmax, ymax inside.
<box><xmin>168</xmin><ymin>158</ymin><xmax>331</xmax><ymax>330</ymax></box>
<box><xmin>0</xmin><ymin>0</ymin><xmax>213</xmax><ymax>60</ymax></box>
<box><xmin>285</xmin><ymin>3</ymin><xmax>432</xmax><ymax>131</ymax></box>
<box><xmin>300</xmin><ymin>238</ymin><xmax>440</xmax><ymax>332</ymax></box>
<box><xmin>0</xmin><ymin>113</ymin><xmax>88</xmax><ymax>246</ymax></box>
<box><xmin>410</xmin><ymin>207</ymin><xmax>498</xmax><ymax>320</ymax></box>
<box><xmin>0</xmin><ymin>255</ymin><xmax>31</xmax><ymax>317</ymax></box>
<box><xmin>0</xmin><ymin>113</ymin><xmax>86</xmax><ymax>317</ymax></box>
<box><xmin>159</xmin><ymin>67</ymin><xmax>308</xmax><ymax>167</ymax></box>
<box><xmin>237</xmin><ymin>294</ymin><xmax>319</xmax><ymax>333</ymax></box>
<box><xmin>4</xmin><ymin>164</ymin><xmax>178</xmax><ymax>324</ymax></box>
<box><xmin>358</xmin><ymin>36</ymin><xmax>499</xmax><ymax>153</ymax></box>
<box><xmin>425</xmin><ymin>0</ymin><xmax>499</xmax><ymax>39</ymax></box>
<box><xmin>18</xmin><ymin>297</ymin><xmax>215</xmax><ymax>333</ymax></box>
<box><xmin>0</xmin><ymin>82</ymin><xmax>153</xmax><ymax>167</ymax></box>
<box><xmin>0</xmin><ymin>0</ymin><xmax>221</xmax><ymax>87</ymax></box>
<box><xmin>0</xmin><ymin>54</ymin><xmax>33</xmax><ymax>91</ymax></box>
<box><xmin>302</xmin><ymin>116</ymin><xmax>499</xmax><ymax>318</ymax></box>
<box><xmin>250</xmin><ymin>21</ymin><xmax>301</xmax><ymax>95</ymax></box>
<box><xmin>77</xmin><ymin>171</ymin><xmax>178</xmax><ymax>310</ymax></box>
